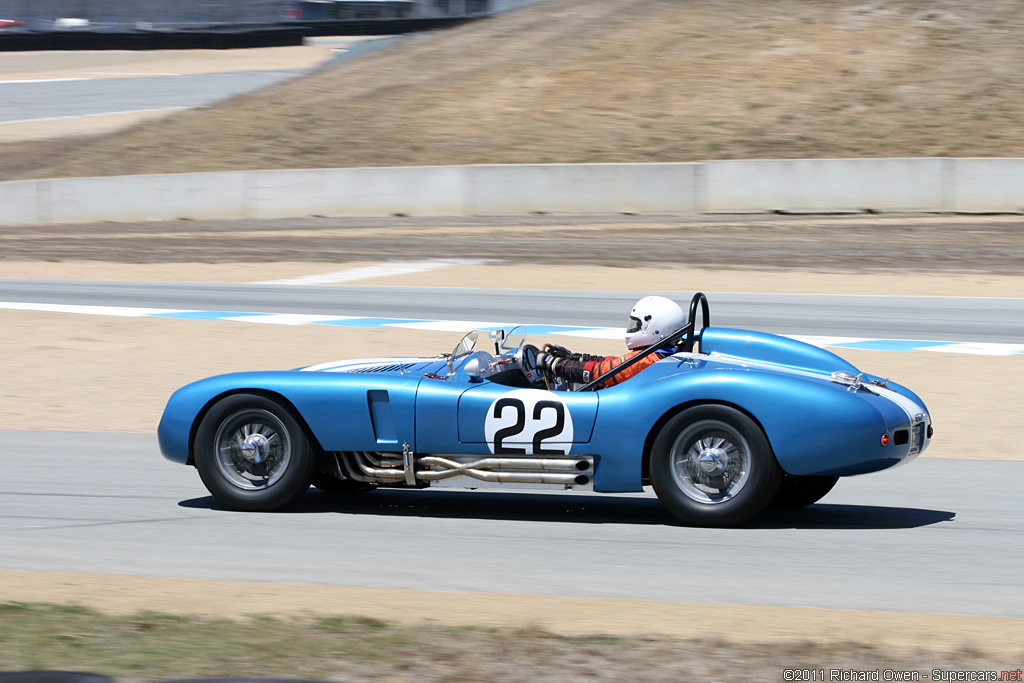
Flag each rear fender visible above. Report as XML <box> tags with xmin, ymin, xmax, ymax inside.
<box><xmin>639</xmin><ymin>399</ymin><xmax>772</xmax><ymax>487</ymax></box>
<box><xmin>587</xmin><ymin>366</ymin><xmax>898</xmax><ymax>491</ymax></box>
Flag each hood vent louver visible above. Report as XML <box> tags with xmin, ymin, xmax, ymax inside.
<box><xmin>344</xmin><ymin>363</ymin><xmax>425</xmax><ymax>374</ymax></box>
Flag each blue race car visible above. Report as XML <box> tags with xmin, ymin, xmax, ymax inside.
<box><xmin>157</xmin><ymin>293</ymin><xmax>932</xmax><ymax>527</ymax></box>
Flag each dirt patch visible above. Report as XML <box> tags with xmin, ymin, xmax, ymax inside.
<box><xmin>2</xmin><ymin>214</ymin><xmax>1023</xmax><ymax>275</ymax></box>
<box><xmin>2</xmin><ymin>571</ymin><xmax>1022</xmax><ymax>659</ymax></box>
<box><xmin>3</xmin><ymin>0</ymin><xmax>1024</xmax><ymax>180</ymax></box>
<box><xmin>2</xmin><ymin>602</ymin><xmax>1020</xmax><ymax>682</ymax></box>
<box><xmin>0</xmin><ymin>308</ymin><xmax>1020</xmax><ymax>460</ymax></box>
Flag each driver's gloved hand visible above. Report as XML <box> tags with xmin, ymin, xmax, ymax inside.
<box><xmin>543</xmin><ymin>343</ymin><xmax>572</xmax><ymax>359</ymax></box>
<box><xmin>536</xmin><ymin>352</ymin><xmax>560</xmax><ymax>373</ymax></box>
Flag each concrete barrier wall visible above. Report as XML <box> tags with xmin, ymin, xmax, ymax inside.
<box><xmin>469</xmin><ymin>163</ymin><xmax>699</xmax><ymax>215</ymax></box>
<box><xmin>705</xmin><ymin>158</ymin><xmax>950</xmax><ymax>213</ymax></box>
<box><xmin>952</xmin><ymin>158</ymin><xmax>1024</xmax><ymax>213</ymax></box>
<box><xmin>0</xmin><ymin>180</ymin><xmax>41</xmax><ymax>226</ymax></box>
<box><xmin>251</xmin><ymin>166</ymin><xmax>468</xmax><ymax>218</ymax></box>
<box><xmin>47</xmin><ymin>172</ymin><xmax>249</xmax><ymax>224</ymax></box>
<box><xmin>2</xmin><ymin>158</ymin><xmax>1023</xmax><ymax>226</ymax></box>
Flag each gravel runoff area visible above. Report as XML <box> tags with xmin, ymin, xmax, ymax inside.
<box><xmin>1</xmin><ymin>212</ymin><xmax>1022</xmax><ymax>446</ymax></box>
<box><xmin>2</xmin><ymin>213</ymin><xmax>1023</xmax><ymax>276</ymax></box>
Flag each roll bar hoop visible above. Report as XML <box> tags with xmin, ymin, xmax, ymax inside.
<box><xmin>578</xmin><ymin>292</ymin><xmax>710</xmax><ymax>392</ymax></box>
<box><xmin>685</xmin><ymin>291</ymin><xmax>710</xmax><ymax>353</ymax></box>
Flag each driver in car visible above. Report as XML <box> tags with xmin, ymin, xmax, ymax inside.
<box><xmin>535</xmin><ymin>296</ymin><xmax>686</xmax><ymax>388</ymax></box>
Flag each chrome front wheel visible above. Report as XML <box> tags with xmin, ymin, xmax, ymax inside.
<box><xmin>195</xmin><ymin>394</ymin><xmax>315</xmax><ymax>511</ymax></box>
<box><xmin>214</xmin><ymin>408</ymin><xmax>293</xmax><ymax>490</ymax></box>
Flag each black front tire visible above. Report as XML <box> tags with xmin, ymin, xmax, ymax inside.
<box><xmin>769</xmin><ymin>475</ymin><xmax>839</xmax><ymax>509</ymax></box>
<box><xmin>194</xmin><ymin>393</ymin><xmax>316</xmax><ymax>512</ymax></box>
<box><xmin>650</xmin><ymin>405</ymin><xmax>781</xmax><ymax>527</ymax></box>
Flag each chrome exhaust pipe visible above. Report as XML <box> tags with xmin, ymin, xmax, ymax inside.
<box><xmin>340</xmin><ymin>451</ymin><xmax>405</xmax><ymax>482</ymax></box>
<box><xmin>339</xmin><ymin>452</ymin><xmax>593</xmax><ymax>486</ymax></box>
<box><xmin>419</xmin><ymin>456</ymin><xmax>590</xmax><ymax>472</ymax></box>
<box><xmin>418</xmin><ymin>455</ymin><xmax>591</xmax><ymax>485</ymax></box>
<box><xmin>418</xmin><ymin>469</ymin><xmax>591</xmax><ymax>485</ymax></box>
<box><xmin>364</xmin><ymin>451</ymin><xmax>403</xmax><ymax>468</ymax></box>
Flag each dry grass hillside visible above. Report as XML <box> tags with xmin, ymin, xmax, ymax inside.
<box><xmin>5</xmin><ymin>0</ymin><xmax>1024</xmax><ymax>180</ymax></box>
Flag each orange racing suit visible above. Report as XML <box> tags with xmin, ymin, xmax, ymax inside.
<box><xmin>551</xmin><ymin>347</ymin><xmax>676</xmax><ymax>388</ymax></box>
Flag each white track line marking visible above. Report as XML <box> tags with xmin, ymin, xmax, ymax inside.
<box><xmin>385</xmin><ymin>320</ymin><xmax>509</xmax><ymax>332</ymax></box>
<box><xmin>0</xmin><ymin>78</ymin><xmax>89</xmax><ymax>85</ymax></box>
<box><xmin>552</xmin><ymin>328</ymin><xmax>624</xmax><ymax>340</ymax></box>
<box><xmin>0</xmin><ymin>107</ymin><xmax>189</xmax><ymax>126</ymax></box>
<box><xmin>220</xmin><ymin>313</ymin><xmax>352</xmax><ymax>326</ymax></box>
<box><xmin>84</xmin><ymin>72</ymin><xmax>180</xmax><ymax>76</ymax></box>
<box><xmin>916</xmin><ymin>342</ymin><xmax>1024</xmax><ymax>356</ymax></box>
<box><xmin>1</xmin><ymin>301</ymin><xmax>1019</xmax><ymax>356</ymax></box>
<box><xmin>790</xmin><ymin>335</ymin><xmax>874</xmax><ymax>347</ymax></box>
<box><xmin>0</xmin><ymin>301</ymin><xmax>187</xmax><ymax>317</ymax></box>
<box><xmin>255</xmin><ymin>259</ymin><xmax>494</xmax><ymax>285</ymax></box>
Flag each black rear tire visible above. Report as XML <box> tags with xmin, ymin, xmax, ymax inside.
<box><xmin>194</xmin><ymin>393</ymin><xmax>316</xmax><ymax>512</ymax></box>
<box><xmin>769</xmin><ymin>475</ymin><xmax>839</xmax><ymax>509</ymax></box>
<box><xmin>650</xmin><ymin>405</ymin><xmax>780</xmax><ymax>527</ymax></box>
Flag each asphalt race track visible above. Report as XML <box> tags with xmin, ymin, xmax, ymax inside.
<box><xmin>0</xmin><ymin>429</ymin><xmax>1021</xmax><ymax>619</ymax></box>
<box><xmin>0</xmin><ymin>70</ymin><xmax>307</xmax><ymax>124</ymax></box>
<box><xmin>2</xmin><ymin>280</ymin><xmax>1023</xmax><ymax>342</ymax></box>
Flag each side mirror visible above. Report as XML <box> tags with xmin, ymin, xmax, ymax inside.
<box><xmin>490</xmin><ymin>329</ymin><xmax>505</xmax><ymax>354</ymax></box>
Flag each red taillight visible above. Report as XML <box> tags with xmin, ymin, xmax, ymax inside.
<box><xmin>880</xmin><ymin>434</ymin><xmax>890</xmax><ymax>446</ymax></box>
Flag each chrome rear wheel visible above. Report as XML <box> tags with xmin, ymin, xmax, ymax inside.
<box><xmin>651</xmin><ymin>405</ymin><xmax>780</xmax><ymax>527</ymax></box>
<box><xmin>670</xmin><ymin>419</ymin><xmax>752</xmax><ymax>505</ymax></box>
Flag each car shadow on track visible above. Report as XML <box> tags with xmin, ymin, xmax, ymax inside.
<box><xmin>179</xmin><ymin>489</ymin><xmax>955</xmax><ymax>529</ymax></box>
<box><xmin>751</xmin><ymin>504</ymin><xmax>955</xmax><ymax>529</ymax></box>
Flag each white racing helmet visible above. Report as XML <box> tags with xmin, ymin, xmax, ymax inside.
<box><xmin>625</xmin><ymin>296</ymin><xmax>686</xmax><ymax>350</ymax></box>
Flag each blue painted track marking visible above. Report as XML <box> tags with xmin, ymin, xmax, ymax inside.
<box><xmin>1</xmin><ymin>300</ymin><xmax>1020</xmax><ymax>356</ymax></box>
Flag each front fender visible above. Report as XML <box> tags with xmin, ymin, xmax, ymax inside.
<box><xmin>157</xmin><ymin>371</ymin><xmax>422</xmax><ymax>465</ymax></box>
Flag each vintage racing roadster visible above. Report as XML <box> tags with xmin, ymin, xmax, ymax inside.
<box><xmin>157</xmin><ymin>293</ymin><xmax>932</xmax><ymax>527</ymax></box>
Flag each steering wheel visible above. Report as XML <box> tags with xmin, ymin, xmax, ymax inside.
<box><xmin>518</xmin><ymin>344</ymin><xmax>552</xmax><ymax>388</ymax></box>
<box><xmin>518</xmin><ymin>343</ymin><xmax>539</xmax><ymax>373</ymax></box>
